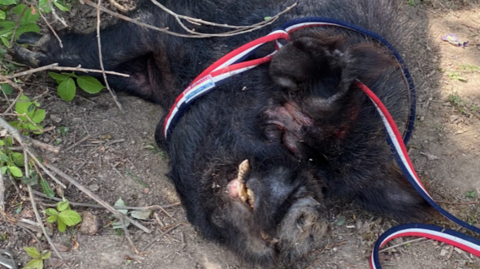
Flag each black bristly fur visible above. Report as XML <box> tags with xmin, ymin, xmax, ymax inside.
<box><xmin>15</xmin><ymin>0</ymin><xmax>430</xmax><ymax>266</ymax></box>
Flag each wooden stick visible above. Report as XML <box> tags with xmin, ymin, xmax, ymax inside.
<box><xmin>3</xmin><ymin>63</ymin><xmax>130</xmax><ymax>80</ymax></box>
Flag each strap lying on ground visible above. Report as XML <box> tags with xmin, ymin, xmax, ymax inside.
<box><xmin>357</xmin><ymin>81</ymin><xmax>480</xmax><ymax>268</ymax></box>
<box><xmin>163</xmin><ymin>17</ymin><xmax>480</xmax><ymax>268</ymax></box>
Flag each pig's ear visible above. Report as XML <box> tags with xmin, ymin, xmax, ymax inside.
<box><xmin>269</xmin><ymin>37</ymin><xmax>335</xmax><ymax>91</ymax></box>
<box><xmin>269</xmin><ymin>37</ymin><xmax>396</xmax><ymax>91</ymax></box>
<box><xmin>269</xmin><ymin>35</ymin><xmax>396</xmax><ymax>103</ymax></box>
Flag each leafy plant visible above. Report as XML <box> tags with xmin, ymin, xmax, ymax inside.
<box><xmin>48</xmin><ymin>72</ymin><xmax>105</xmax><ymax>101</ymax></box>
<box><xmin>448</xmin><ymin>93</ymin><xmax>464</xmax><ymax>107</ymax></box>
<box><xmin>460</xmin><ymin>64</ymin><xmax>480</xmax><ymax>73</ymax></box>
<box><xmin>45</xmin><ymin>199</ymin><xmax>82</xmax><ymax>232</ymax></box>
<box><xmin>465</xmin><ymin>190</ymin><xmax>477</xmax><ymax>199</ymax></box>
<box><xmin>10</xmin><ymin>93</ymin><xmax>45</xmax><ymax>134</ymax></box>
<box><xmin>0</xmin><ymin>0</ymin><xmax>70</xmax><ymax>58</ymax></box>
<box><xmin>0</xmin><ymin>2</ymin><xmax>40</xmax><ymax>49</ymax></box>
<box><xmin>23</xmin><ymin>247</ymin><xmax>51</xmax><ymax>269</ymax></box>
<box><xmin>447</xmin><ymin>72</ymin><xmax>467</xmax><ymax>82</ymax></box>
<box><xmin>0</xmin><ymin>146</ymin><xmax>24</xmax><ymax>178</ymax></box>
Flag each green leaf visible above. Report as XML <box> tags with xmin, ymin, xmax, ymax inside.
<box><xmin>57</xmin><ymin>78</ymin><xmax>76</xmax><ymax>101</ymax></box>
<box><xmin>131</xmin><ymin>210</ymin><xmax>152</xmax><ymax>220</ymax></box>
<box><xmin>12</xmin><ymin>4</ymin><xmax>26</xmax><ymax>14</ymax></box>
<box><xmin>57</xmin><ymin>200</ymin><xmax>69</xmax><ymax>212</ymax></box>
<box><xmin>77</xmin><ymin>76</ymin><xmax>104</xmax><ymax>94</ymax></box>
<box><xmin>53</xmin><ymin>2</ymin><xmax>69</xmax><ymax>12</ymax></box>
<box><xmin>38</xmin><ymin>0</ymin><xmax>51</xmax><ymax>13</ymax></box>
<box><xmin>0</xmin><ymin>0</ymin><xmax>17</xmax><ymax>4</ymax></box>
<box><xmin>114</xmin><ymin>198</ymin><xmax>128</xmax><ymax>215</ymax></box>
<box><xmin>15</xmin><ymin>95</ymin><xmax>32</xmax><ymax>114</ymax></box>
<box><xmin>0</xmin><ymin>36</ymin><xmax>9</xmax><ymax>48</ymax></box>
<box><xmin>32</xmin><ymin>109</ymin><xmax>46</xmax><ymax>124</ymax></box>
<box><xmin>13</xmin><ymin>5</ymin><xmax>40</xmax><ymax>25</ymax></box>
<box><xmin>57</xmin><ymin>219</ymin><xmax>66</xmax><ymax>232</ymax></box>
<box><xmin>40</xmin><ymin>179</ymin><xmax>55</xmax><ymax>198</ymax></box>
<box><xmin>44</xmin><ymin>208</ymin><xmax>58</xmax><ymax>216</ymax></box>
<box><xmin>48</xmin><ymin>72</ymin><xmax>69</xmax><ymax>84</ymax></box>
<box><xmin>0</xmin><ymin>10</ymin><xmax>5</xmax><ymax>21</ymax></box>
<box><xmin>41</xmin><ymin>250</ymin><xmax>51</xmax><ymax>260</ymax></box>
<box><xmin>8</xmin><ymin>166</ymin><xmax>22</xmax><ymax>177</ymax></box>
<box><xmin>27</xmin><ymin>123</ymin><xmax>41</xmax><ymax>131</ymax></box>
<box><xmin>22</xmin><ymin>173</ymin><xmax>38</xmax><ymax>186</ymax></box>
<box><xmin>24</xmin><ymin>247</ymin><xmax>41</xmax><ymax>259</ymax></box>
<box><xmin>58</xmin><ymin>209</ymin><xmax>82</xmax><ymax>226</ymax></box>
<box><xmin>1</xmin><ymin>83</ymin><xmax>13</xmax><ymax>95</ymax></box>
<box><xmin>0</xmin><ymin>21</ymin><xmax>15</xmax><ymax>33</ymax></box>
<box><xmin>1</xmin><ymin>166</ymin><xmax>7</xmax><ymax>175</ymax></box>
<box><xmin>11</xmin><ymin>152</ymin><xmax>24</xmax><ymax>167</ymax></box>
<box><xmin>23</xmin><ymin>258</ymin><xmax>43</xmax><ymax>269</ymax></box>
<box><xmin>0</xmin><ymin>151</ymin><xmax>9</xmax><ymax>162</ymax></box>
<box><xmin>46</xmin><ymin>214</ymin><xmax>57</xmax><ymax>223</ymax></box>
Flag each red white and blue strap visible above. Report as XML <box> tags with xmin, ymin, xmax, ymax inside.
<box><xmin>370</xmin><ymin>223</ymin><xmax>480</xmax><ymax>268</ymax></box>
<box><xmin>357</xmin><ymin>81</ymin><xmax>480</xmax><ymax>268</ymax></box>
<box><xmin>163</xmin><ymin>18</ymin><xmax>417</xmax><ymax>141</ymax></box>
<box><xmin>163</xmin><ymin>30</ymin><xmax>290</xmax><ymax>138</ymax></box>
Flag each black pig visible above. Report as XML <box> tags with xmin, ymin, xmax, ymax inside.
<box><xmin>15</xmin><ymin>0</ymin><xmax>429</xmax><ymax>265</ymax></box>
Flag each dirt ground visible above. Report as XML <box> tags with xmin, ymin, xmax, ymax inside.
<box><xmin>1</xmin><ymin>0</ymin><xmax>480</xmax><ymax>268</ymax></box>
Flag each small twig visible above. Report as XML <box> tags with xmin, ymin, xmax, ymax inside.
<box><xmin>3</xmin><ymin>63</ymin><xmax>130</xmax><ymax>80</ymax></box>
<box><xmin>109</xmin><ymin>163</ymin><xmax>124</xmax><ymax>178</ymax></box>
<box><xmin>25</xmin><ymin>149</ymin><xmax>63</xmax><ymax>261</ymax></box>
<box><xmin>379</xmin><ymin>238</ymin><xmax>425</xmax><ymax>253</ymax></box>
<box><xmin>39</xmin><ymin>9</ymin><xmax>63</xmax><ymax>48</ymax></box>
<box><xmin>0</xmin><ymin>163</ymin><xmax>4</xmax><ymax>211</ymax></box>
<box><xmin>16</xmin><ymin>224</ymin><xmax>44</xmax><ymax>250</ymax></box>
<box><xmin>32</xmin><ymin>190</ymin><xmax>181</xmax><ymax>210</ymax></box>
<box><xmin>108</xmin><ymin>0</ymin><xmax>131</xmax><ymax>13</ymax></box>
<box><xmin>43</xmin><ymin>162</ymin><xmax>152</xmax><ymax>234</ymax></box>
<box><xmin>47</xmin><ymin>0</ymin><xmax>68</xmax><ymax>27</ymax></box>
<box><xmin>27</xmin><ymin>185</ymin><xmax>64</xmax><ymax>260</ymax></box>
<box><xmin>86</xmin><ymin>1</ymin><xmax>296</xmax><ymax>38</ymax></box>
<box><xmin>0</xmin><ymin>77</ymin><xmax>24</xmax><ymax>114</ymax></box>
<box><xmin>30</xmin><ymin>138</ymin><xmax>60</xmax><ymax>154</ymax></box>
<box><xmin>96</xmin><ymin>0</ymin><xmax>124</xmax><ymax>112</ymax></box>
<box><xmin>142</xmin><ymin>223</ymin><xmax>184</xmax><ymax>251</ymax></box>
<box><xmin>149</xmin><ymin>0</ymin><xmax>296</xmax><ymax>37</ymax></box>
<box><xmin>437</xmin><ymin>200</ymin><xmax>478</xmax><ymax>205</ymax></box>
<box><xmin>9</xmin><ymin>5</ymin><xmax>28</xmax><ymax>46</ymax></box>
<box><xmin>64</xmin><ymin>135</ymin><xmax>91</xmax><ymax>152</ymax></box>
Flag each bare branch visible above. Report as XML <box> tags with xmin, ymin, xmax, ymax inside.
<box><xmin>85</xmin><ymin>1</ymin><xmax>297</xmax><ymax>38</ymax></box>
<box><xmin>24</xmin><ymin>152</ymin><xmax>63</xmax><ymax>261</ymax></box>
<box><xmin>96</xmin><ymin>0</ymin><xmax>124</xmax><ymax>112</ymax></box>
<box><xmin>3</xmin><ymin>63</ymin><xmax>130</xmax><ymax>80</ymax></box>
<box><xmin>0</xmin><ymin>163</ymin><xmax>4</xmax><ymax>212</ymax></box>
<box><xmin>39</xmin><ymin>9</ymin><xmax>63</xmax><ymax>48</ymax></box>
<box><xmin>47</xmin><ymin>0</ymin><xmax>68</xmax><ymax>27</ymax></box>
<box><xmin>108</xmin><ymin>0</ymin><xmax>132</xmax><ymax>13</ymax></box>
